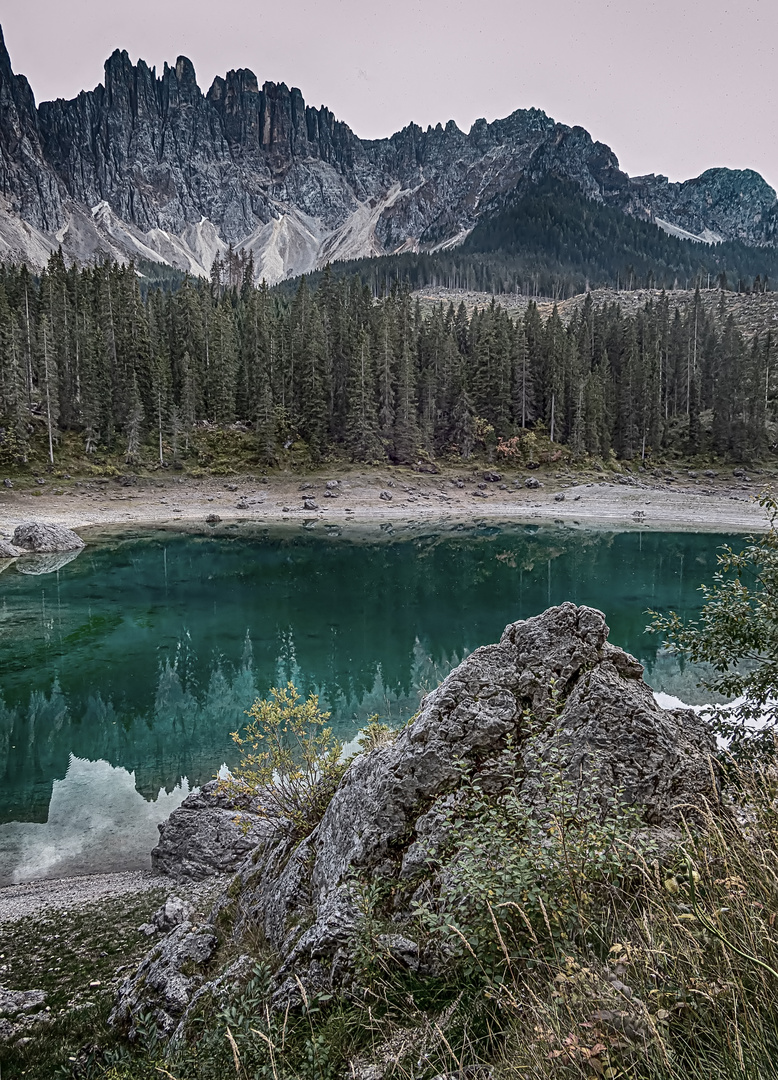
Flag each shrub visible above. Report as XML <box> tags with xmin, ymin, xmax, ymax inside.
<box><xmin>223</xmin><ymin>682</ymin><xmax>345</xmax><ymax>840</ymax></box>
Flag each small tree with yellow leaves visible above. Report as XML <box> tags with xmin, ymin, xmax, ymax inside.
<box><xmin>225</xmin><ymin>682</ymin><xmax>345</xmax><ymax>839</ymax></box>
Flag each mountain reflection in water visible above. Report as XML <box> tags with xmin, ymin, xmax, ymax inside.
<box><xmin>0</xmin><ymin>521</ymin><xmax>742</xmax><ymax>883</ymax></box>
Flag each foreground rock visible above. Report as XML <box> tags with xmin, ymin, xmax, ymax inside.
<box><xmin>12</xmin><ymin>521</ymin><xmax>85</xmax><ymax>553</ymax></box>
<box><xmin>0</xmin><ymin>986</ymin><xmax>48</xmax><ymax>1043</ymax></box>
<box><xmin>120</xmin><ymin>604</ymin><xmax>717</xmax><ymax>1034</ymax></box>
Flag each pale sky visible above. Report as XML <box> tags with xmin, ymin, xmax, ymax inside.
<box><xmin>3</xmin><ymin>0</ymin><xmax>777</xmax><ymax>191</ymax></box>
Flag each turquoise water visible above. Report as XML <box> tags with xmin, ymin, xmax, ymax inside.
<box><xmin>0</xmin><ymin>521</ymin><xmax>739</xmax><ymax>883</ymax></box>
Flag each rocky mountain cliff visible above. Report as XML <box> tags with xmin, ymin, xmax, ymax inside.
<box><xmin>1</xmin><ymin>23</ymin><xmax>776</xmax><ymax>283</ymax></box>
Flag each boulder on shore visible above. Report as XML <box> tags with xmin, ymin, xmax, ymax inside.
<box><xmin>152</xmin><ymin>780</ymin><xmax>278</xmax><ymax>880</ymax></box>
<box><xmin>0</xmin><ymin>538</ymin><xmax>23</xmax><ymax>559</ymax></box>
<box><xmin>12</xmin><ymin>522</ymin><xmax>85</xmax><ymax>553</ymax></box>
<box><xmin>122</xmin><ymin>603</ymin><xmax>718</xmax><ymax>1035</ymax></box>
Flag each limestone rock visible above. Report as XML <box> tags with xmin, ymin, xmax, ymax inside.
<box><xmin>127</xmin><ymin>605</ymin><xmax>718</xmax><ymax>1027</ymax></box>
<box><xmin>12</xmin><ymin>521</ymin><xmax>85</xmax><ymax>553</ymax></box>
<box><xmin>151</xmin><ymin>780</ymin><xmax>278</xmax><ymax>880</ymax></box>
<box><xmin>139</xmin><ymin>896</ymin><xmax>196</xmax><ymax>936</ymax></box>
<box><xmin>0</xmin><ymin>538</ymin><xmax>22</xmax><ymax>558</ymax></box>
<box><xmin>109</xmin><ymin>922</ymin><xmax>218</xmax><ymax>1036</ymax></box>
<box><xmin>0</xmin><ymin>987</ymin><xmax>46</xmax><ymax>1017</ymax></box>
<box><xmin>232</xmin><ymin>605</ymin><xmax>714</xmax><ymax>999</ymax></box>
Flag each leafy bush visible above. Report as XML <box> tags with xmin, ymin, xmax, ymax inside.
<box><xmin>223</xmin><ymin>682</ymin><xmax>345</xmax><ymax>839</ymax></box>
<box><xmin>650</xmin><ymin>492</ymin><xmax>778</xmax><ymax>757</ymax></box>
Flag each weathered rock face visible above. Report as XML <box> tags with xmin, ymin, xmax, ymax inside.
<box><xmin>0</xmin><ymin>23</ymin><xmax>774</xmax><ymax>279</ymax></box>
<box><xmin>11</xmin><ymin>521</ymin><xmax>85</xmax><ymax>553</ymax></box>
<box><xmin>121</xmin><ymin>604</ymin><xmax>717</xmax><ymax>1034</ymax></box>
<box><xmin>109</xmin><ymin>922</ymin><xmax>218</xmax><ymax>1036</ymax></box>
<box><xmin>151</xmin><ymin>780</ymin><xmax>278</xmax><ymax>880</ymax></box>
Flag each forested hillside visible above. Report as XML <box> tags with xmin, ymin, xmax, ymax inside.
<box><xmin>0</xmin><ymin>252</ymin><xmax>774</xmax><ymax>472</ymax></box>
<box><xmin>289</xmin><ymin>179</ymin><xmax>778</xmax><ymax>300</ymax></box>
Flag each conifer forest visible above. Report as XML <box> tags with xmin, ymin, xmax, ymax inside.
<box><xmin>0</xmin><ymin>251</ymin><xmax>774</xmax><ymax>472</ymax></box>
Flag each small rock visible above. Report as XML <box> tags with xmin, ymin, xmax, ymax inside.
<box><xmin>0</xmin><ymin>987</ymin><xmax>46</xmax><ymax>1017</ymax></box>
<box><xmin>282</xmin><ymin>506</ymin><xmax>291</xmax><ymax>513</ymax></box>
<box><xmin>303</xmin><ymin>499</ymin><xmax>319</xmax><ymax>511</ymax></box>
<box><xmin>525</xmin><ymin>477</ymin><xmax>541</xmax><ymax>489</ymax></box>
<box><xmin>225</xmin><ymin>483</ymin><xmax>239</xmax><ymax>492</ymax></box>
<box><xmin>235</xmin><ymin>500</ymin><xmax>250</xmax><ymax>510</ymax></box>
<box><xmin>324</xmin><ymin>489</ymin><xmax>339</xmax><ymax>498</ymax></box>
<box><xmin>152</xmin><ymin>780</ymin><xmax>277</xmax><ymax>880</ymax></box>
<box><xmin>704</xmin><ymin>469</ymin><xmax>718</xmax><ymax>478</ymax></box>
<box><xmin>483</xmin><ymin>470</ymin><xmax>501</xmax><ymax>482</ymax></box>
<box><xmin>379</xmin><ymin>491</ymin><xmax>392</xmax><ymax>501</ymax></box>
<box><xmin>325</xmin><ymin>480</ymin><xmax>339</xmax><ymax>489</ymax></box>
<box><xmin>2</xmin><ymin>478</ymin><xmax>12</xmax><ymax>488</ymax></box>
<box><xmin>554</xmin><ymin>492</ymin><xmax>565</xmax><ymax>502</ymax></box>
<box><xmin>375</xmin><ymin>933</ymin><xmax>420</xmax><ymax>972</ymax></box>
<box><xmin>205</xmin><ymin>514</ymin><xmax>221</xmax><ymax>525</ymax></box>
<box><xmin>152</xmin><ymin>897</ymin><xmax>194</xmax><ymax>933</ymax></box>
<box><xmin>35</xmin><ymin>477</ymin><xmax>46</xmax><ymax>485</ymax></box>
<box><xmin>299</xmin><ymin>482</ymin><xmax>314</xmax><ymax>491</ymax></box>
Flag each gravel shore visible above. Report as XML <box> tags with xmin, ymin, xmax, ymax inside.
<box><xmin>0</xmin><ymin>464</ymin><xmax>772</xmax><ymax>535</ymax></box>
<box><xmin>0</xmin><ymin>869</ymin><xmax>225</xmax><ymax>924</ymax></box>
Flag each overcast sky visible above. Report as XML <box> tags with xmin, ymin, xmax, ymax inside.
<box><xmin>3</xmin><ymin>0</ymin><xmax>777</xmax><ymax>191</ymax></box>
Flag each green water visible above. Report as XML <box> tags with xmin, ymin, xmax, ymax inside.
<box><xmin>0</xmin><ymin>521</ymin><xmax>739</xmax><ymax>883</ymax></box>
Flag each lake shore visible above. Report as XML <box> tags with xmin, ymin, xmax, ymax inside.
<box><xmin>0</xmin><ymin>464</ymin><xmax>773</xmax><ymax>535</ymax></box>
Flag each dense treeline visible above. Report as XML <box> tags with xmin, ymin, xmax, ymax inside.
<box><xmin>0</xmin><ymin>251</ymin><xmax>774</xmax><ymax>470</ymax></box>
<box><xmin>287</xmin><ymin>179</ymin><xmax>778</xmax><ymax>301</ymax></box>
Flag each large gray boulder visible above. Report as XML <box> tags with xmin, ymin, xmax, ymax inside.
<box><xmin>12</xmin><ymin>521</ymin><xmax>85</xmax><ymax>553</ymax></box>
<box><xmin>152</xmin><ymin>780</ymin><xmax>278</xmax><ymax>880</ymax></box>
<box><xmin>122</xmin><ymin>604</ymin><xmax>718</xmax><ymax>1029</ymax></box>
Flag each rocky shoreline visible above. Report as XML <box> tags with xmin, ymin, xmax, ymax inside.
<box><xmin>0</xmin><ymin>463</ymin><xmax>772</xmax><ymax>538</ymax></box>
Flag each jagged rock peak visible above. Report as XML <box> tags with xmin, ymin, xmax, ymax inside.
<box><xmin>0</xmin><ymin>19</ymin><xmax>775</xmax><ymax>281</ymax></box>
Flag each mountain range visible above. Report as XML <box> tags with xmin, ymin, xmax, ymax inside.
<box><xmin>1</xmin><ymin>23</ymin><xmax>776</xmax><ymax>284</ymax></box>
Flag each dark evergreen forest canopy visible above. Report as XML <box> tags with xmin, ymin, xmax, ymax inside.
<box><xmin>0</xmin><ymin>249</ymin><xmax>774</xmax><ymax>472</ymax></box>
<box><xmin>291</xmin><ymin>178</ymin><xmax>778</xmax><ymax>300</ymax></box>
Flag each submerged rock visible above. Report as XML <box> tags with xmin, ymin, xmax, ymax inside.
<box><xmin>12</xmin><ymin>521</ymin><xmax>85</xmax><ymax>553</ymax></box>
<box><xmin>122</xmin><ymin>604</ymin><xmax>717</xmax><ymax>1030</ymax></box>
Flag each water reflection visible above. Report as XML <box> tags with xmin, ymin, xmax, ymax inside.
<box><xmin>0</xmin><ymin>522</ymin><xmax>743</xmax><ymax>882</ymax></box>
<box><xmin>0</xmin><ymin>756</ymin><xmax>190</xmax><ymax>884</ymax></box>
<box><xmin>15</xmin><ymin>549</ymin><xmax>84</xmax><ymax>576</ymax></box>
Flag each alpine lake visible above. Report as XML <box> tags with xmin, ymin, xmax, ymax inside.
<box><xmin>0</xmin><ymin>519</ymin><xmax>742</xmax><ymax>885</ymax></box>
